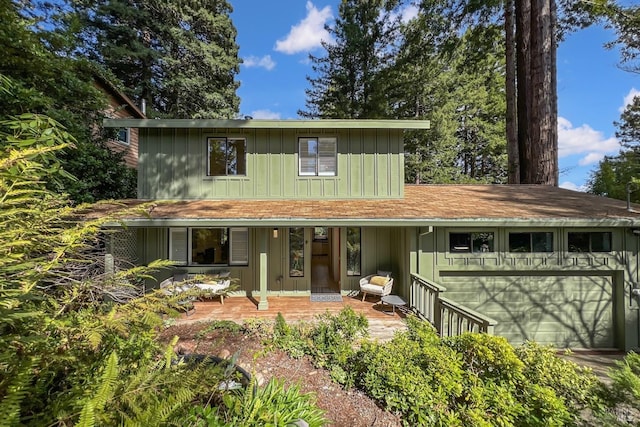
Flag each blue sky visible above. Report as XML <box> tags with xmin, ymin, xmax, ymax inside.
<box><xmin>231</xmin><ymin>1</ymin><xmax>638</xmax><ymax>191</ymax></box>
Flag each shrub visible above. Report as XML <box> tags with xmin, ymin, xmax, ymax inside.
<box><xmin>185</xmin><ymin>378</ymin><xmax>328</xmax><ymax>427</ymax></box>
<box><xmin>307</xmin><ymin>306</ymin><xmax>368</xmax><ymax>368</ymax></box>
<box><xmin>516</xmin><ymin>341</ymin><xmax>601</xmax><ymax>423</ymax></box>
<box><xmin>354</xmin><ymin>318</ymin><xmax>465</xmax><ymax>425</ymax></box>
<box><xmin>272</xmin><ymin>312</ymin><xmax>307</xmax><ymax>358</ymax></box>
<box><xmin>609</xmin><ymin>352</ymin><xmax>640</xmax><ymax>406</ymax></box>
<box><xmin>351</xmin><ymin>318</ymin><xmax>602</xmax><ymax>426</ymax></box>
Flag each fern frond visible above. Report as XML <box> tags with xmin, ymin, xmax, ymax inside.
<box><xmin>0</xmin><ymin>357</ymin><xmax>34</xmax><ymax>426</ymax></box>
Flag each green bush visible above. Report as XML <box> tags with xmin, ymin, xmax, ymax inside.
<box><xmin>516</xmin><ymin>342</ymin><xmax>601</xmax><ymax>423</ymax></box>
<box><xmin>184</xmin><ymin>378</ymin><xmax>328</xmax><ymax>427</ymax></box>
<box><xmin>354</xmin><ymin>317</ymin><xmax>465</xmax><ymax>425</ymax></box>
<box><xmin>271</xmin><ymin>307</ymin><xmax>368</xmax><ymax>369</ymax></box>
<box><xmin>609</xmin><ymin>352</ymin><xmax>640</xmax><ymax>406</ymax></box>
<box><xmin>350</xmin><ymin>317</ymin><xmax>601</xmax><ymax>426</ymax></box>
<box><xmin>308</xmin><ymin>306</ymin><xmax>368</xmax><ymax>368</ymax></box>
<box><xmin>272</xmin><ymin>312</ymin><xmax>308</xmax><ymax>358</ymax></box>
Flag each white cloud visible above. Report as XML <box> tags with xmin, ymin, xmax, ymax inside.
<box><xmin>620</xmin><ymin>87</ymin><xmax>640</xmax><ymax>112</ymax></box>
<box><xmin>274</xmin><ymin>1</ymin><xmax>333</xmax><ymax>54</ymax></box>
<box><xmin>398</xmin><ymin>4</ymin><xmax>419</xmax><ymax>23</ymax></box>
<box><xmin>560</xmin><ymin>181</ymin><xmax>586</xmax><ymax>192</ymax></box>
<box><xmin>243</xmin><ymin>55</ymin><xmax>276</xmax><ymax>71</ymax></box>
<box><xmin>250</xmin><ymin>109</ymin><xmax>281</xmax><ymax>120</ymax></box>
<box><xmin>558</xmin><ymin>116</ymin><xmax>620</xmax><ymax>166</ymax></box>
<box><xmin>578</xmin><ymin>152</ymin><xmax>605</xmax><ymax>166</ymax></box>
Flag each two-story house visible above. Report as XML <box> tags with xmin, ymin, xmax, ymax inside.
<box><xmin>103</xmin><ymin>118</ymin><xmax>640</xmax><ymax>351</ymax></box>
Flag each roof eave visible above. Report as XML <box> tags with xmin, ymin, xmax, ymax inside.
<box><xmin>102</xmin><ymin>118</ymin><xmax>431</xmax><ymax>130</ymax></box>
<box><xmin>106</xmin><ymin>217</ymin><xmax>640</xmax><ymax>228</ymax></box>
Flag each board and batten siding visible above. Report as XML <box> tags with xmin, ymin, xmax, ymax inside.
<box><xmin>137</xmin><ymin>128</ymin><xmax>404</xmax><ymax>199</ymax></box>
<box><xmin>415</xmin><ymin>227</ymin><xmax>635</xmax><ymax>349</ymax></box>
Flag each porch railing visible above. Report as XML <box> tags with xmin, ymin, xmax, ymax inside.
<box><xmin>409</xmin><ymin>273</ymin><xmax>498</xmax><ymax>337</ymax></box>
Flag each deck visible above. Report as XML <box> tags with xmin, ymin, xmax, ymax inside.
<box><xmin>175</xmin><ymin>295</ymin><xmax>409</xmax><ymax>341</ymax></box>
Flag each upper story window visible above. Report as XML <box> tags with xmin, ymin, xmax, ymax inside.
<box><xmin>117</xmin><ymin>128</ymin><xmax>130</xmax><ymax>145</ymax></box>
<box><xmin>509</xmin><ymin>232</ymin><xmax>554</xmax><ymax>253</ymax></box>
<box><xmin>169</xmin><ymin>227</ymin><xmax>248</xmax><ymax>266</ymax></box>
<box><xmin>449</xmin><ymin>232</ymin><xmax>494</xmax><ymax>253</ymax></box>
<box><xmin>299</xmin><ymin>137</ymin><xmax>336</xmax><ymax>176</ymax></box>
<box><xmin>207</xmin><ymin>137</ymin><xmax>246</xmax><ymax>176</ymax></box>
<box><xmin>568</xmin><ymin>232</ymin><xmax>612</xmax><ymax>253</ymax></box>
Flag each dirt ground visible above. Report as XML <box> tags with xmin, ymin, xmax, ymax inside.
<box><xmin>159</xmin><ymin>322</ymin><xmax>402</xmax><ymax>427</ymax></box>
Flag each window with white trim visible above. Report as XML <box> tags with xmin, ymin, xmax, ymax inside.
<box><xmin>299</xmin><ymin>137</ymin><xmax>336</xmax><ymax>176</ymax></box>
<box><xmin>207</xmin><ymin>137</ymin><xmax>246</xmax><ymax>176</ymax></box>
<box><xmin>117</xmin><ymin>128</ymin><xmax>130</xmax><ymax>145</ymax></box>
<box><xmin>169</xmin><ymin>227</ymin><xmax>249</xmax><ymax>265</ymax></box>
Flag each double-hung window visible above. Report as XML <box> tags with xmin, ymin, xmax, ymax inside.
<box><xmin>169</xmin><ymin>227</ymin><xmax>249</xmax><ymax>266</ymax></box>
<box><xmin>299</xmin><ymin>137</ymin><xmax>336</xmax><ymax>176</ymax></box>
<box><xmin>207</xmin><ymin>137</ymin><xmax>246</xmax><ymax>176</ymax></box>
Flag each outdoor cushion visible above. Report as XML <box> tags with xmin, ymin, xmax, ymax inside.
<box><xmin>377</xmin><ymin>270</ymin><xmax>392</xmax><ymax>277</ymax></box>
<box><xmin>173</xmin><ymin>272</ymin><xmax>188</xmax><ymax>283</ymax></box>
<box><xmin>370</xmin><ymin>275</ymin><xmax>389</xmax><ymax>286</ymax></box>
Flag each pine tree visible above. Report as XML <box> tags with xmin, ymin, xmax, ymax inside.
<box><xmin>75</xmin><ymin>0</ymin><xmax>241</xmax><ymax>119</ymax></box>
<box><xmin>300</xmin><ymin>0</ymin><xmax>402</xmax><ymax>119</ymax></box>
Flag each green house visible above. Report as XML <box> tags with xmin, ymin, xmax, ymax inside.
<box><xmin>103</xmin><ymin>118</ymin><xmax>640</xmax><ymax>351</ymax></box>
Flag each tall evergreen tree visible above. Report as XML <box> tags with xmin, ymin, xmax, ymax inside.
<box><xmin>0</xmin><ymin>0</ymin><xmax>136</xmax><ymax>203</ymax></box>
<box><xmin>398</xmin><ymin>7</ymin><xmax>507</xmax><ymax>184</ymax></box>
<box><xmin>74</xmin><ymin>0</ymin><xmax>241</xmax><ymax>119</ymax></box>
<box><xmin>300</xmin><ymin>0</ymin><xmax>402</xmax><ymax>119</ymax></box>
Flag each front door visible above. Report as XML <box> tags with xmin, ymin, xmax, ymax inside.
<box><xmin>310</xmin><ymin>227</ymin><xmax>340</xmax><ymax>294</ymax></box>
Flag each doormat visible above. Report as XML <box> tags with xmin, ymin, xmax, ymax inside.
<box><xmin>310</xmin><ymin>294</ymin><xmax>343</xmax><ymax>302</ymax></box>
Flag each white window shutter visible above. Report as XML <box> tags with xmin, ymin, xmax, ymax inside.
<box><xmin>169</xmin><ymin>228</ymin><xmax>188</xmax><ymax>264</ymax></box>
<box><xmin>230</xmin><ymin>228</ymin><xmax>249</xmax><ymax>265</ymax></box>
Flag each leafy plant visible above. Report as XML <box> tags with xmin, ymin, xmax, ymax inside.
<box><xmin>185</xmin><ymin>378</ymin><xmax>327</xmax><ymax>427</ymax></box>
<box><xmin>195</xmin><ymin>320</ymin><xmax>244</xmax><ymax>340</ymax></box>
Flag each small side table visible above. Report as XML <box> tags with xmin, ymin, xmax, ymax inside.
<box><xmin>380</xmin><ymin>295</ymin><xmax>407</xmax><ymax>316</ymax></box>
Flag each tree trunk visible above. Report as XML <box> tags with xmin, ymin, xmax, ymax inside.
<box><xmin>515</xmin><ymin>0</ymin><xmax>558</xmax><ymax>186</ymax></box>
<box><xmin>529</xmin><ymin>0</ymin><xmax>558</xmax><ymax>185</ymax></box>
<box><xmin>505</xmin><ymin>0</ymin><xmax>519</xmax><ymax>184</ymax></box>
<box><xmin>515</xmin><ymin>0</ymin><xmax>531</xmax><ymax>184</ymax></box>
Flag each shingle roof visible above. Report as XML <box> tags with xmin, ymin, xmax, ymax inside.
<box><xmin>93</xmin><ymin>185</ymin><xmax>640</xmax><ymax>227</ymax></box>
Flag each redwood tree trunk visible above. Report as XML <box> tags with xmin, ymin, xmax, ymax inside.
<box><xmin>516</xmin><ymin>0</ymin><xmax>531</xmax><ymax>184</ymax></box>
<box><xmin>514</xmin><ymin>0</ymin><xmax>558</xmax><ymax>186</ymax></box>
<box><xmin>505</xmin><ymin>0</ymin><xmax>519</xmax><ymax>184</ymax></box>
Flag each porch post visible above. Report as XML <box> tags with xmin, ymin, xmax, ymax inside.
<box><xmin>258</xmin><ymin>228</ymin><xmax>269</xmax><ymax>310</ymax></box>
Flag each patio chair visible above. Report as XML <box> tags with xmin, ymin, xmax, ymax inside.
<box><xmin>359</xmin><ymin>270</ymin><xmax>393</xmax><ymax>302</ymax></box>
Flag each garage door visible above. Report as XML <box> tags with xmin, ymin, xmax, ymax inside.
<box><xmin>439</xmin><ymin>274</ymin><xmax>614</xmax><ymax>348</ymax></box>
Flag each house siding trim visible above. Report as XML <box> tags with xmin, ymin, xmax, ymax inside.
<box><xmin>104</xmin><ymin>118</ymin><xmax>431</xmax><ymax>130</ymax></box>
